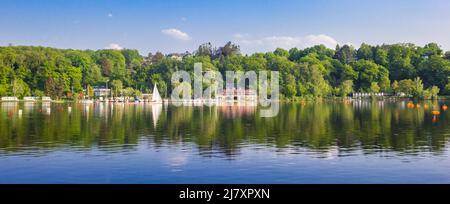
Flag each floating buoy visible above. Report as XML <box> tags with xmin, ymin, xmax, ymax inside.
<box><xmin>423</xmin><ymin>104</ymin><xmax>429</xmax><ymax>109</ymax></box>
<box><xmin>416</xmin><ymin>104</ymin><xmax>421</xmax><ymax>108</ymax></box>
<box><xmin>407</xmin><ymin>102</ymin><xmax>414</xmax><ymax>108</ymax></box>
<box><xmin>432</xmin><ymin>110</ymin><xmax>440</xmax><ymax>115</ymax></box>
<box><xmin>443</xmin><ymin>105</ymin><xmax>448</xmax><ymax>111</ymax></box>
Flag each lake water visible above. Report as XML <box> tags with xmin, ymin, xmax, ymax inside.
<box><xmin>1</xmin><ymin>100</ymin><xmax>450</xmax><ymax>183</ymax></box>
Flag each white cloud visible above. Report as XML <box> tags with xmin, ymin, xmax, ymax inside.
<box><xmin>161</xmin><ymin>28</ymin><xmax>191</xmax><ymax>41</ymax></box>
<box><xmin>233</xmin><ymin>33</ymin><xmax>250</xmax><ymax>39</ymax></box>
<box><xmin>107</xmin><ymin>13</ymin><xmax>113</xmax><ymax>18</ymax></box>
<box><xmin>105</xmin><ymin>43</ymin><xmax>123</xmax><ymax>50</ymax></box>
<box><xmin>234</xmin><ymin>34</ymin><xmax>338</xmax><ymax>53</ymax></box>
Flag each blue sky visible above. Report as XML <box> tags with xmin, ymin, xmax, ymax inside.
<box><xmin>1</xmin><ymin>0</ymin><xmax>450</xmax><ymax>55</ymax></box>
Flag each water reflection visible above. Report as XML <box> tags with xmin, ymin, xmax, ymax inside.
<box><xmin>0</xmin><ymin>100</ymin><xmax>449</xmax><ymax>158</ymax></box>
<box><xmin>152</xmin><ymin>103</ymin><xmax>162</xmax><ymax>128</ymax></box>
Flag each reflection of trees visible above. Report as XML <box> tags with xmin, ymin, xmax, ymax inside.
<box><xmin>1</xmin><ymin>101</ymin><xmax>449</xmax><ymax>157</ymax></box>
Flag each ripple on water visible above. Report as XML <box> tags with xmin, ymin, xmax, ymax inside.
<box><xmin>1</xmin><ymin>101</ymin><xmax>450</xmax><ymax>183</ymax></box>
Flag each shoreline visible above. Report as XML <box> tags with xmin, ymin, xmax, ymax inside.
<box><xmin>1</xmin><ymin>96</ymin><xmax>449</xmax><ymax>104</ymax></box>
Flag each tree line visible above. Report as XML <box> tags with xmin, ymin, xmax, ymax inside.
<box><xmin>0</xmin><ymin>42</ymin><xmax>449</xmax><ymax>99</ymax></box>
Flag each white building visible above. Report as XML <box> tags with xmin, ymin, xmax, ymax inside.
<box><xmin>23</xmin><ymin>97</ymin><xmax>38</xmax><ymax>101</ymax></box>
<box><xmin>93</xmin><ymin>88</ymin><xmax>111</xmax><ymax>97</ymax></box>
<box><xmin>217</xmin><ymin>88</ymin><xmax>257</xmax><ymax>102</ymax></box>
<box><xmin>41</xmin><ymin>96</ymin><xmax>52</xmax><ymax>101</ymax></box>
<box><xmin>1</xmin><ymin>97</ymin><xmax>19</xmax><ymax>101</ymax></box>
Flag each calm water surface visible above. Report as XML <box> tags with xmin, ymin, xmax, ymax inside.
<box><xmin>0</xmin><ymin>100</ymin><xmax>449</xmax><ymax>183</ymax></box>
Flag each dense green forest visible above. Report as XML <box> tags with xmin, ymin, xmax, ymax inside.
<box><xmin>0</xmin><ymin>42</ymin><xmax>449</xmax><ymax>99</ymax></box>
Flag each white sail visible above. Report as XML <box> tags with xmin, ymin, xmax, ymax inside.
<box><xmin>152</xmin><ymin>84</ymin><xmax>162</xmax><ymax>103</ymax></box>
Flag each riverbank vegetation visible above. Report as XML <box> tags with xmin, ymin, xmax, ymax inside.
<box><xmin>0</xmin><ymin>42</ymin><xmax>449</xmax><ymax>100</ymax></box>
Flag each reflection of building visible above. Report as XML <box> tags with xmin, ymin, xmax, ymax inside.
<box><xmin>219</xmin><ymin>103</ymin><xmax>256</xmax><ymax>118</ymax></box>
<box><xmin>217</xmin><ymin>88</ymin><xmax>257</xmax><ymax>102</ymax></box>
<box><xmin>1</xmin><ymin>102</ymin><xmax>18</xmax><ymax>112</ymax></box>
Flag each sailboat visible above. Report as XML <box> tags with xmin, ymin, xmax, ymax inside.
<box><xmin>151</xmin><ymin>84</ymin><xmax>163</xmax><ymax>103</ymax></box>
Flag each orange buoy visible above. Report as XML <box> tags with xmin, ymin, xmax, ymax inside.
<box><xmin>416</xmin><ymin>104</ymin><xmax>421</xmax><ymax>108</ymax></box>
<box><xmin>423</xmin><ymin>104</ymin><xmax>429</xmax><ymax>109</ymax></box>
<box><xmin>432</xmin><ymin>110</ymin><xmax>440</xmax><ymax>115</ymax></box>
<box><xmin>407</xmin><ymin>102</ymin><xmax>414</xmax><ymax>108</ymax></box>
<box><xmin>443</xmin><ymin>105</ymin><xmax>448</xmax><ymax>111</ymax></box>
